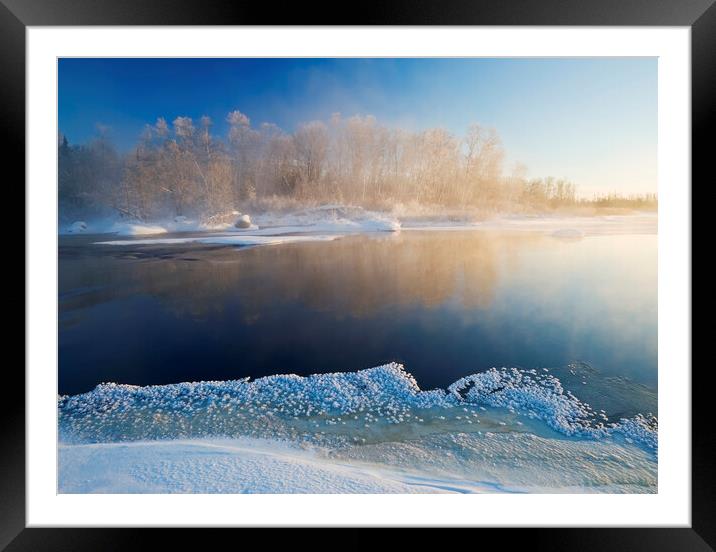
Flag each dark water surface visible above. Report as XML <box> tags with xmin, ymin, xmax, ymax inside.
<box><xmin>59</xmin><ymin>230</ymin><xmax>657</xmax><ymax>417</ymax></box>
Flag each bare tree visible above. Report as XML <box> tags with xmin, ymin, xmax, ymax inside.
<box><xmin>62</xmin><ymin>108</ymin><xmax>652</xmax><ymax>223</ymax></box>
<box><xmin>293</xmin><ymin>121</ymin><xmax>328</xmax><ymax>197</ymax></box>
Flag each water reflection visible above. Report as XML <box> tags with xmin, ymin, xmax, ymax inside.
<box><xmin>59</xmin><ymin>230</ymin><xmax>657</xmax><ymax>417</ymax></box>
<box><xmin>61</xmin><ymin>232</ymin><xmax>537</xmax><ymax>319</ymax></box>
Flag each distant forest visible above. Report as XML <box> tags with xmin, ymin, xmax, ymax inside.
<box><xmin>58</xmin><ymin>111</ymin><xmax>657</xmax><ymax>222</ymax></box>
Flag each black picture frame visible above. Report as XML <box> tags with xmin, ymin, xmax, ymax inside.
<box><xmin>6</xmin><ymin>0</ymin><xmax>705</xmax><ymax>548</ymax></box>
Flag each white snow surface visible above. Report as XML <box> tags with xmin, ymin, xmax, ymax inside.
<box><xmin>63</xmin><ymin>209</ymin><xmax>656</xmax><ymax>239</ymax></box>
<box><xmin>59</xmin><ymin>363</ymin><xmax>657</xmax><ymax>494</ymax></box>
<box><xmin>59</xmin><ymin>433</ymin><xmax>656</xmax><ymax>494</ymax></box>
<box><xmin>112</xmin><ymin>222</ymin><xmax>169</xmax><ymax>236</ymax></box>
<box><xmin>95</xmin><ymin>234</ymin><xmax>341</xmax><ymax>247</ymax></box>
<box><xmin>400</xmin><ymin>213</ymin><xmax>657</xmax><ymax>236</ymax></box>
<box><xmin>59</xmin><ymin>363</ymin><xmax>657</xmax><ymax>449</ymax></box>
<box><xmin>77</xmin><ymin>205</ymin><xmax>401</xmax><ymax>247</ymax></box>
<box><xmin>61</xmin><ymin>215</ymin><xmax>256</xmax><ymax>236</ymax></box>
<box><xmin>59</xmin><ymin>438</ymin><xmax>450</xmax><ymax>494</ymax></box>
<box><xmin>83</xmin><ymin>210</ymin><xmax>655</xmax><ymax>249</ymax></box>
<box><xmin>66</xmin><ymin>205</ymin><xmax>400</xmax><ymax>238</ymax></box>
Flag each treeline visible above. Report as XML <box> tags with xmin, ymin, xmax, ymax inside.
<box><xmin>58</xmin><ymin>110</ymin><xmax>649</xmax><ymax>222</ymax></box>
<box><xmin>588</xmin><ymin>192</ymin><xmax>658</xmax><ymax>209</ymax></box>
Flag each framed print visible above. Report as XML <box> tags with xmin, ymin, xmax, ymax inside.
<box><xmin>7</xmin><ymin>0</ymin><xmax>707</xmax><ymax>548</ymax></box>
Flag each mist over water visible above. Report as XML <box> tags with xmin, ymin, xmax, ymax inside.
<box><xmin>59</xmin><ymin>230</ymin><xmax>656</xmax><ymax>420</ymax></box>
<box><xmin>56</xmin><ymin>58</ymin><xmax>659</xmax><ymax>493</ymax></box>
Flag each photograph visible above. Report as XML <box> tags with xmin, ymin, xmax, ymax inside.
<box><xmin>56</xmin><ymin>57</ymin><xmax>658</xmax><ymax>494</ymax></box>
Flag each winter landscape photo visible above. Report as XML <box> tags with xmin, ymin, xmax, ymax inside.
<box><xmin>58</xmin><ymin>58</ymin><xmax>658</xmax><ymax>494</ymax></box>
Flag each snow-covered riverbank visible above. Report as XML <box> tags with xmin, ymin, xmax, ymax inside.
<box><xmin>59</xmin><ymin>434</ymin><xmax>655</xmax><ymax>494</ymax></box>
<box><xmin>59</xmin><ymin>438</ymin><xmax>471</xmax><ymax>494</ymax></box>
<box><xmin>58</xmin><ymin>363</ymin><xmax>657</xmax><ymax>494</ymax></box>
<box><xmin>63</xmin><ymin>207</ymin><xmax>656</xmax><ymax>249</ymax></box>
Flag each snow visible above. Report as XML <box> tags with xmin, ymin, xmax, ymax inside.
<box><xmin>58</xmin><ymin>208</ymin><xmax>658</xmax><ymax>493</ymax></box>
<box><xmin>253</xmin><ymin>205</ymin><xmax>401</xmax><ymax>233</ymax></box>
<box><xmin>59</xmin><ymin>363</ymin><xmax>656</xmax><ymax>450</ymax></box>
<box><xmin>91</xmin><ymin>206</ymin><xmax>403</xmax><ymax>247</ymax></box>
<box><xmin>58</xmin><ymin>433</ymin><xmax>656</xmax><ymax>494</ymax></box>
<box><xmin>65</xmin><ymin>209</ymin><xmax>654</xmax><ymax>250</ymax></box>
<box><xmin>58</xmin><ymin>438</ymin><xmax>450</xmax><ymax>494</ymax></box>
<box><xmin>63</xmin><ymin>205</ymin><xmax>400</xmax><ymax>246</ymax></box>
<box><xmin>60</xmin><ymin>214</ymin><xmax>252</xmax><ymax>236</ymax></box>
<box><xmin>111</xmin><ymin>222</ymin><xmax>168</xmax><ymax>236</ymax></box>
<box><xmin>95</xmin><ymin>234</ymin><xmax>341</xmax><ymax>247</ymax></box>
<box><xmin>60</xmin><ymin>220</ymin><xmax>169</xmax><ymax>236</ymax></box>
<box><xmin>400</xmin><ymin>213</ymin><xmax>657</xmax><ymax>236</ymax></box>
<box><xmin>235</xmin><ymin>214</ymin><xmax>252</xmax><ymax>229</ymax></box>
<box><xmin>58</xmin><ymin>363</ymin><xmax>657</xmax><ymax>493</ymax></box>
<box><xmin>69</xmin><ymin>221</ymin><xmax>87</xmax><ymax>233</ymax></box>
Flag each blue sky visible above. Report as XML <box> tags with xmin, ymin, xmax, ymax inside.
<box><xmin>59</xmin><ymin>58</ymin><xmax>657</xmax><ymax>196</ymax></box>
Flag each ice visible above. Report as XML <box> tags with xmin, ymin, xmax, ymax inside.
<box><xmin>447</xmin><ymin>367</ymin><xmax>657</xmax><ymax>449</ymax></box>
<box><xmin>67</xmin><ymin>205</ymin><xmax>402</xmax><ymax>248</ymax></box>
<box><xmin>111</xmin><ymin>222</ymin><xmax>169</xmax><ymax>236</ymax></box>
<box><xmin>67</xmin><ymin>209</ymin><xmax>653</xmax><ymax>251</ymax></box>
<box><xmin>59</xmin><ymin>363</ymin><xmax>657</xmax><ymax>452</ymax></box>
<box><xmin>68</xmin><ymin>221</ymin><xmax>87</xmax><ymax>233</ymax></box>
<box><xmin>60</xmin><ymin>214</ymin><xmax>251</xmax><ymax>236</ymax></box>
<box><xmin>95</xmin><ymin>234</ymin><xmax>341</xmax><ymax>247</ymax></box>
<box><xmin>400</xmin><ymin>213</ymin><xmax>657</xmax><ymax>236</ymax></box>
<box><xmin>61</xmin><ymin>220</ymin><xmax>170</xmax><ymax>235</ymax></box>
<box><xmin>92</xmin><ymin>205</ymin><xmax>403</xmax><ymax>247</ymax></box>
<box><xmin>59</xmin><ymin>361</ymin><xmax>659</xmax><ymax>493</ymax></box>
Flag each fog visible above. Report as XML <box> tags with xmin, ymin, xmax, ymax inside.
<box><xmin>58</xmin><ymin>110</ymin><xmax>656</xmax><ymax>224</ymax></box>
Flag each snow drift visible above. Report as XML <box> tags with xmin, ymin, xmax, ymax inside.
<box><xmin>58</xmin><ymin>363</ymin><xmax>657</xmax><ymax>494</ymax></box>
<box><xmin>58</xmin><ymin>363</ymin><xmax>657</xmax><ymax>450</ymax></box>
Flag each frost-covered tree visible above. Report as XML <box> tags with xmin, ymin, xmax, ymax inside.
<box><xmin>293</xmin><ymin>121</ymin><xmax>329</xmax><ymax>196</ymax></box>
<box><xmin>60</xmin><ymin>108</ymin><xmax>653</xmax><ymax>222</ymax></box>
<box><xmin>58</xmin><ymin>133</ymin><xmax>122</xmax><ymax>221</ymax></box>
